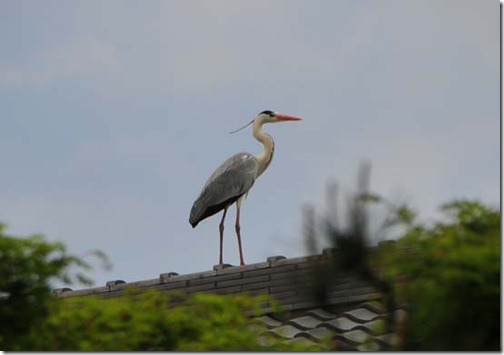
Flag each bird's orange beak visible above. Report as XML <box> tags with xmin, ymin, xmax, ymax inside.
<box><xmin>274</xmin><ymin>113</ymin><xmax>302</xmax><ymax>121</ymax></box>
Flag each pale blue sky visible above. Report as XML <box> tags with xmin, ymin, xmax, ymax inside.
<box><xmin>0</xmin><ymin>0</ymin><xmax>499</xmax><ymax>287</ymax></box>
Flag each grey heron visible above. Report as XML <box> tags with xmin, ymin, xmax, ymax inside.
<box><xmin>189</xmin><ymin>110</ymin><xmax>302</xmax><ymax>266</ymax></box>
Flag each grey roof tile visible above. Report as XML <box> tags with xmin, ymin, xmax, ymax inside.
<box><xmin>105</xmin><ymin>280</ymin><xmax>126</xmax><ymax>287</ymax></box>
<box><xmin>57</xmin><ymin>286</ymin><xmax>109</xmax><ymax>297</ymax></box>
<box><xmin>256</xmin><ymin>315</ymin><xmax>283</xmax><ymax>328</ymax></box>
<box><xmin>306</xmin><ymin>327</ymin><xmax>333</xmax><ymax>340</ymax></box>
<box><xmin>336</xmin><ymin>329</ymin><xmax>370</xmax><ymax>344</ymax></box>
<box><xmin>288</xmin><ymin>315</ymin><xmax>323</xmax><ymax>329</ymax></box>
<box><xmin>160</xmin><ymin>269</ymin><xmax>216</xmax><ymax>283</ymax></box>
<box><xmin>356</xmin><ymin>319</ymin><xmax>385</xmax><ymax>335</ymax></box>
<box><xmin>110</xmin><ymin>278</ymin><xmax>160</xmax><ymax>291</ymax></box>
<box><xmin>343</xmin><ymin>307</ymin><xmax>380</xmax><ymax>322</ymax></box>
<box><xmin>327</xmin><ymin>316</ymin><xmax>362</xmax><ymax>331</ymax></box>
<box><xmin>269</xmin><ymin>324</ymin><xmax>304</xmax><ymax>339</ymax></box>
<box><xmin>305</xmin><ymin>308</ymin><xmax>337</xmax><ymax>321</ymax></box>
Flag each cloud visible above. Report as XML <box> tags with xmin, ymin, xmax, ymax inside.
<box><xmin>0</xmin><ymin>36</ymin><xmax>117</xmax><ymax>86</ymax></box>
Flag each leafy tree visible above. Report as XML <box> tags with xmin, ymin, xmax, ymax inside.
<box><xmin>0</xmin><ymin>223</ymin><xmax>103</xmax><ymax>350</ymax></box>
<box><xmin>375</xmin><ymin>199</ymin><xmax>500</xmax><ymax>350</ymax></box>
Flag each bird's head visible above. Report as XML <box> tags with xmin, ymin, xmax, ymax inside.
<box><xmin>256</xmin><ymin>110</ymin><xmax>302</xmax><ymax>124</ymax></box>
<box><xmin>229</xmin><ymin>110</ymin><xmax>302</xmax><ymax>134</ymax></box>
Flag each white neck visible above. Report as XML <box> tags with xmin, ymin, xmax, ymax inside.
<box><xmin>253</xmin><ymin>117</ymin><xmax>275</xmax><ymax>177</ymax></box>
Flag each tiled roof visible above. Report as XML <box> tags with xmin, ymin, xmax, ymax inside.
<box><xmin>255</xmin><ymin>300</ymin><xmax>401</xmax><ymax>351</ymax></box>
<box><xmin>54</xmin><ymin>249</ymin><xmax>401</xmax><ymax>350</ymax></box>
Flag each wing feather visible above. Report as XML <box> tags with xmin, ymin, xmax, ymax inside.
<box><xmin>189</xmin><ymin>152</ymin><xmax>259</xmax><ymax>227</ymax></box>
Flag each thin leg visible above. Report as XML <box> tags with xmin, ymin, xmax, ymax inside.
<box><xmin>219</xmin><ymin>207</ymin><xmax>228</xmax><ymax>265</ymax></box>
<box><xmin>235</xmin><ymin>199</ymin><xmax>245</xmax><ymax>266</ymax></box>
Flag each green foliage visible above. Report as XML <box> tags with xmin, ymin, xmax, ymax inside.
<box><xmin>0</xmin><ymin>223</ymin><xmax>102</xmax><ymax>349</ymax></box>
<box><xmin>375</xmin><ymin>200</ymin><xmax>500</xmax><ymax>350</ymax></box>
<box><xmin>20</xmin><ymin>291</ymin><xmax>322</xmax><ymax>351</ymax></box>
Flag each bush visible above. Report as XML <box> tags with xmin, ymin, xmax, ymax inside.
<box><xmin>21</xmin><ymin>291</ymin><xmax>322</xmax><ymax>351</ymax></box>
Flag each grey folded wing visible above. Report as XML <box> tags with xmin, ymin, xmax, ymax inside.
<box><xmin>189</xmin><ymin>152</ymin><xmax>259</xmax><ymax>227</ymax></box>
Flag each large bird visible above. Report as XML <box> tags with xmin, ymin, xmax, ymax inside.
<box><xmin>189</xmin><ymin>110</ymin><xmax>302</xmax><ymax>266</ymax></box>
